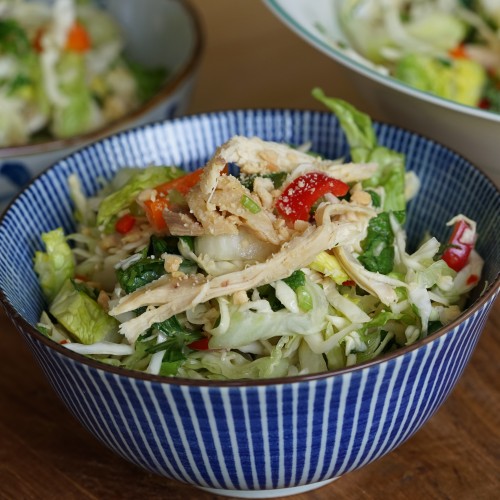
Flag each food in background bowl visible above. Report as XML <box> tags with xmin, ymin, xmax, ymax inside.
<box><xmin>0</xmin><ymin>0</ymin><xmax>168</xmax><ymax>147</ymax></box>
<box><xmin>32</xmin><ymin>90</ymin><xmax>484</xmax><ymax>380</ymax></box>
<box><xmin>0</xmin><ymin>104</ymin><xmax>498</xmax><ymax>498</ymax></box>
<box><xmin>337</xmin><ymin>0</ymin><xmax>500</xmax><ymax>113</ymax></box>
<box><xmin>264</xmin><ymin>0</ymin><xmax>500</xmax><ymax>186</ymax></box>
<box><xmin>0</xmin><ymin>0</ymin><xmax>203</xmax><ymax>210</ymax></box>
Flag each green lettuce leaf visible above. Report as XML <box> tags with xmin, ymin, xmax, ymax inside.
<box><xmin>49</xmin><ymin>279</ymin><xmax>119</xmax><ymax>345</ymax></box>
<box><xmin>51</xmin><ymin>53</ymin><xmax>97</xmax><ymax>139</ymax></box>
<box><xmin>312</xmin><ymin>87</ymin><xmax>376</xmax><ymax>161</ymax></box>
<box><xmin>312</xmin><ymin>87</ymin><xmax>406</xmax><ymax>212</ymax></box>
<box><xmin>97</xmin><ymin>166</ymin><xmax>185</xmax><ymax>228</ymax></box>
<box><xmin>34</xmin><ymin>228</ymin><xmax>75</xmax><ymax>302</ymax></box>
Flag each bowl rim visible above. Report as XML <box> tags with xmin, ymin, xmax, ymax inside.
<box><xmin>263</xmin><ymin>0</ymin><xmax>500</xmax><ymax>124</ymax></box>
<box><xmin>1</xmin><ymin>108</ymin><xmax>499</xmax><ymax>388</ymax></box>
<box><xmin>0</xmin><ymin>0</ymin><xmax>205</xmax><ymax>159</ymax></box>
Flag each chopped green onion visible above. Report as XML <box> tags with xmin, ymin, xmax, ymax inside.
<box><xmin>241</xmin><ymin>194</ymin><xmax>261</xmax><ymax>214</ymax></box>
<box><xmin>296</xmin><ymin>286</ymin><xmax>313</xmax><ymax>312</ymax></box>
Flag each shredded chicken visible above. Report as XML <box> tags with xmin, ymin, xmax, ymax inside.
<box><xmin>162</xmin><ymin>210</ymin><xmax>204</xmax><ymax>236</ymax></box>
<box><xmin>185</xmin><ymin>142</ymin><xmax>292</xmax><ymax>244</ymax></box>
<box><xmin>110</xmin><ymin>220</ymin><xmax>363</xmax><ymax>343</ymax></box>
<box><xmin>333</xmin><ymin>246</ymin><xmax>407</xmax><ymax>305</ymax></box>
<box><xmin>216</xmin><ymin>136</ymin><xmax>378</xmax><ymax>183</ymax></box>
<box><xmin>107</xmin><ymin>136</ymin><xmax>394</xmax><ymax>344</ymax></box>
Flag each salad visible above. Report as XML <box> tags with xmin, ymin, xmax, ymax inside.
<box><xmin>336</xmin><ymin>0</ymin><xmax>500</xmax><ymax>112</ymax></box>
<box><xmin>0</xmin><ymin>0</ymin><xmax>167</xmax><ymax>147</ymax></box>
<box><xmin>34</xmin><ymin>90</ymin><xmax>484</xmax><ymax>380</ymax></box>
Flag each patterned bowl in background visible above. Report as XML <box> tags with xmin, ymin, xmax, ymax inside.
<box><xmin>0</xmin><ymin>110</ymin><xmax>499</xmax><ymax>498</ymax></box>
<box><xmin>0</xmin><ymin>0</ymin><xmax>204</xmax><ymax>212</ymax></box>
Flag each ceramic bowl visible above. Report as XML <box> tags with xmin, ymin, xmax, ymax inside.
<box><xmin>264</xmin><ymin>0</ymin><xmax>500</xmax><ymax>187</ymax></box>
<box><xmin>0</xmin><ymin>0</ymin><xmax>203</xmax><ymax>211</ymax></box>
<box><xmin>0</xmin><ymin>110</ymin><xmax>499</xmax><ymax>498</ymax></box>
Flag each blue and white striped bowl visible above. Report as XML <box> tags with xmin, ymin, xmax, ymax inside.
<box><xmin>0</xmin><ymin>110</ymin><xmax>499</xmax><ymax>498</ymax></box>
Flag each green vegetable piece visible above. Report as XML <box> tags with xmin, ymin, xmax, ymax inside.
<box><xmin>146</xmin><ymin>316</ymin><xmax>202</xmax><ymax>375</ymax></box>
<box><xmin>296</xmin><ymin>286</ymin><xmax>313</xmax><ymax>312</ymax></box>
<box><xmin>34</xmin><ymin>228</ymin><xmax>75</xmax><ymax>302</ymax></box>
<box><xmin>49</xmin><ymin>279</ymin><xmax>119</xmax><ymax>345</ymax></box>
<box><xmin>116</xmin><ymin>257</ymin><xmax>166</xmax><ymax>294</ymax></box>
<box><xmin>282</xmin><ymin>269</ymin><xmax>306</xmax><ymax>290</ymax></box>
<box><xmin>312</xmin><ymin>87</ymin><xmax>376</xmax><ymax>162</ymax></box>
<box><xmin>148</xmin><ymin>235</ymin><xmax>181</xmax><ymax>258</ymax></box>
<box><xmin>0</xmin><ymin>19</ymin><xmax>31</xmax><ymax>56</ymax></box>
<box><xmin>51</xmin><ymin>53</ymin><xmax>96</xmax><ymax>139</ymax></box>
<box><xmin>313</xmin><ymin>87</ymin><xmax>406</xmax><ymax>212</ymax></box>
<box><xmin>364</xmin><ymin>147</ymin><xmax>406</xmax><ymax>212</ymax></box>
<box><xmin>405</xmin><ymin>12</ymin><xmax>466</xmax><ymax>51</ymax></box>
<box><xmin>358</xmin><ymin>211</ymin><xmax>405</xmax><ymax>274</ymax></box>
<box><xmin>239</xmin><ymin>172</ymin><xmax>287</xmax><ymax>191</ymax></box>
<box><xmin>366</xmin><ymin>189</ymin><xmax>381</xmax><ymax>208</ymax></box>
<box><xmin>395</xmin><ymin>53</ymin><xmax>486</xmax><ymax>107</ymax></box>
<box><xmin>97</xmin><ymin>166</ymin><xmax>185</xmax><ymax>228</ymax></box>
<box><xmin>241</xmin><ymin>194</ymin><xmax>262</xmax><ymax>214</ymax></box>
<box><xmin>127</xmin><ymin>61</ymin><xmax>168</xmax><ymax>103</ymax></box>
<box><xmin>309</xmin><ymin>251</ymin><xmax>349</xmax><ymax>284</ymax></box>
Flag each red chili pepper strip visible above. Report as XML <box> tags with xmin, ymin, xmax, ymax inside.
<box><xmin>442</xmin><ymin>219</ymin><xmax>476</xmax><ymax>272</ymax></box>
<box><xmin>188</xmin><ymin>337</ymin><xmax>210</xmax><ymax>351</ymax></box>
<box><xmin>467</xmin><ymin>274</ymin><xmax>479</xmax><ymax>286</ymax></box>
<box><xmin>342</xmin><ymin>280</ymin><xmax>356</xmax><ymax>287</ymax></box>
<box><xmin>448</xmin><ymin>43</ymin><xmax>468</xmax><ymax>59</ymax></box>
<box><xmin>276</xmin><ymin>172</ymin><xmax>349</xmax><ymax>222</ymax></box>
<box><xmin>115</xmin><ymin>213</ymin><xmax>136</xmax><ymax>234</ymax></box>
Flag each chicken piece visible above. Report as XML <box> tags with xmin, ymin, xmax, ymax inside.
<box><xmin>162</xmin><ymin>210</ymin><xmax>204</xmax><ymax>236</ymax></box>
<box><xmin>220</xmin><ymin>136</ymin><xmax>378</xmax><ymax>183</ymax></box>
<box><xmin>110</xmin><ymin>219</ymin><xmax>362</xmax><ymax>344</ymax></box>
<box><xmin>186</xmin><ymin>153</ymin><xmax>292</xmax><ymax>244</ymax></box>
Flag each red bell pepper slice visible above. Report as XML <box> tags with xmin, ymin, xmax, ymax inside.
<box><xmin>115</xmin><ymin>213</ymin><xmax>136</xmax><ymax>234</ymax></box>
<box><xmin>187</xmin><ymin>337</ymin><xmax>210</xmax><ymax>350</ymax></box>
<box><xmin>442</xmin><ymin>219</ymin><xmax>476</xmax><ymax>272</ymax></box>
<box><xmin>276</xmin><ymin>172</ymin><xmax>349</xmax><ymax>222</ymax></box>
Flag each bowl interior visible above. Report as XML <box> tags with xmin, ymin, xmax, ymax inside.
<box><xmin>0</xmin><ymin>110</ymin><xmax>498</xmax><ymax>351</ymax></box>
<box><xmin>104</xmin><ymin>0</ymin><xmax>197</xmax><ymax>73</ymax></box>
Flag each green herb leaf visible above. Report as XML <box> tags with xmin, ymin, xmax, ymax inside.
<box><xmin>358</xmin><ymin>211</ymin><xmax>405</xmax><ymax>274</ymax></box>
<box><xmin>0</xmin><ymin>19</ymin><xmax>31</xmax><ymax>56</ymax></box>
<box><xmin>282</xmin><ymin>270</ymin><xmax>306</xmax><ymax>290</ymax></box>
<box><xmin>116</xmin><ymin>258</ymin><xmax>165</xmax><ymax>294</ymax></box>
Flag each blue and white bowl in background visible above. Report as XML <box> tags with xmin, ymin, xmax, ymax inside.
<box><xmin>0</xmin><ymin>110</ymin><xmax>499</xmax><ymax>498</ymax></box>
<box><xmin>0</xmin><ymin>0</ymin><xmax>204</xmax><ymax>212</ymax></box>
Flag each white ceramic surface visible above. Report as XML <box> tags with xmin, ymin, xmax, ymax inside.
<box><xmin>0</xmin><ymin>0</ymin><xmax>203</xmax><ymax>211</ymax></box>
<box><xmin>264</xmin><ymin>0</ymin><xmax>500</xmax><ymax>186</ymax></box>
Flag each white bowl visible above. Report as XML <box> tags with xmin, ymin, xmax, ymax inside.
<box><xmin>0</xmin><ymin>0</ymin><xmax>204</xmax><ymax>211</ymax></box>
<box><xmin>264</xmin><ymin>0</ymin><xmax>500</xmax><ymax>186</ymax></box>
